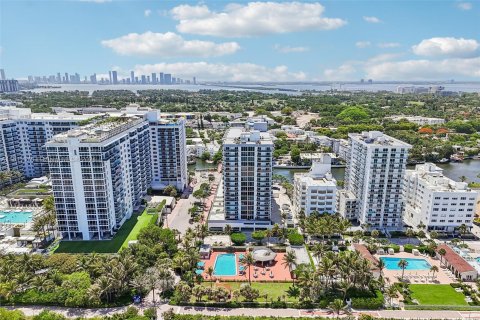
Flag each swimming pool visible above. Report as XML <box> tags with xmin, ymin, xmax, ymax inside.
<box><xmin>0</xmin><ymin>210</ymin><xmax>33</xmax><ymax>224</ymax></box>
<box><xmin>380</xmin><ymin>257</ymin><xmax>431</xmax><ymax>270</ymax></box>
<box><xmin>213</xmin><ymin>253</ymin><xmax>237</xmax><ymax>276</ymax></box>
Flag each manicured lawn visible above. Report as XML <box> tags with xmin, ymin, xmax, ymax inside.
<box><xmin>120</xmin><ymin>212</ymin><xmax>157</xmax><ymax>248</ymax></box>
<box><xmin>409</xmin><ymin>284</ymin><xmax>468</xmax><ymax>306</ymax></box>
<box><xmin>202</xmin><ymin>282</ymin><xmax>299</xmax><ymax>302</ymax></box>
<box><xmin>55</xmin><ymin>210</ymin><xmax>153</xmax><ymax>253</ymax></box>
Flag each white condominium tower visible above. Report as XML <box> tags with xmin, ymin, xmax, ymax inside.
<box><xmin>46</xmin><ymin>117</ymin><xmax>151</xmax><ymax>240</ymax></box>
<box><xmin>293</xmin><ymin>153</ymin><xmax>337</xmax><ymax>216</ymax></box>
<box><xmin>343</xmin><ymin>131</ymin><xmax>411</xmax><ymax>229</ymax></box>
<box><xmin>146</xmin><ymin>110</ymin><xmax>188</xmax><ymax>191</ymax></box>
<box><xmin>0</xmin><ymin>106</ymin><xmax>95</xmax><ymax>178</ymax></box>
<box><xmin>403</xmin><ymin>163</ymin><xmax>478</xmax><ymax>232</ymax></box>
<box><xmin>223</xmin><ymin>128</ymin><xmax>274</xmax><ymax>229</ymax></box>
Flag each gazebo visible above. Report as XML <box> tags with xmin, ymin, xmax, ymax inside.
<box><xmin>252</xmin><ymin>248</ymin><xmax>277</xmax><ymax>265</ymax></box>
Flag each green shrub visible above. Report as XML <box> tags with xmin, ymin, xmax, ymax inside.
<box><xmin>288</xmin><ymin>232</ymin><xmax>304</xmax><ymax>245</ymax></box>
<box><xmin>404</xmin><ymin>244</ymin><xmax>415</xmax><ymax>253</ymax></box>
<box><xmin>230</xmin><ymin>233</ymin><xmax>247</xmax><ymax>245</ymax></box>
<box><xmin>351</xmin><ymin>290</ymin><xmax>384</xmax><ymax>310</ymax></box>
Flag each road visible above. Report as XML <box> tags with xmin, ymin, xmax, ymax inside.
<box><xmin>166</xmin><ymin>168</ymin><xmax>221</xmax><ymax>235</ymax></box>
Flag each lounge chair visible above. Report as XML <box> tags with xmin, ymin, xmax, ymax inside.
<box><xmin>261</xmin><ymin>269</ymin><xmax>266</xmax><ymax>275</ymax></box>
<box><xmin>253</xmin><ymin>272</ymin><xmax>258</xmax><ymax>278</ymax></box>
<box><xmin>269</xmin><ymin>271</ymin><xmax>274</xmax><ymax>279</ymax></box>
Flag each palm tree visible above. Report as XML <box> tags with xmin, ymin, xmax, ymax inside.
<box><xmin>224</xmin><ymin>224</ymin><xmax>232</xmax><ymax>235</ymax></box>
<box><xmin>457</xmin><ymin>223</ymin><xmax>468</xmax><ymax>244</ymax></box>
<box><xmin>282</xmin><ymin>251</ymin><xmax>297</xmax><ymax>286</ymax></box>
<box><xmin>438</xmin><ymin>248</ymin><xmax>447</xmax><ymax>265</ymax></box>
<box><xmin>265</xmin><ymin>229</ymin><xmax>273</xmax><ymax>247</ymax></box>
<box><xmin>157</xmin><ymin>267</ymin><xmax>175</xmax><ymax>302</ymax></box>
<box><xmin>328</xmin><ymin>298</ymin><xmax>346</xmax><ymax>318</ymax></box>
<box><xmin>386</xmin><ymin>285</ymin><xmax>398</xmax><ymax>306</ymax></box>
<box><xmin>311</xmin><ymin>243</ymin><xmax>326</xmax><ymax>261</ymax></box>
<box><xmin>430</xmin><ymin>265</ymin><xmax>439</xmax><ymax>281</ymax></box>
<box><xmin>417</xmin><ymin>222</ymin><xmax>426</xmax><ymax>230</ymax></box>
<box><xmin>206</xmin><ymin>266</ymin><xmax>214</xmax><ymax>287</ymax></box>
<box><xmin>398</xmin><ymin>259</ymin><xmax>408</xmax><ymax>281</ymax></box>
<box><xmin>459</xmin><ymin>175</ymin><xmax>467</xmax><ymax>182</ymax></box>
<box><xmin>405</xmin><ymin>228</ymin><xmax>415</xmax><ymax>244</ymax></box>
<box><xmin>430</xmin><ymin>231</ymin><xmax>439</xmax><ymax>240</ymax></box>
<box><xmin>377</xmin><ymin>259</ymin><xmax>385</xmax><ymax>281</ymax></box>
<box><xmin>239</xmin><ymin>252</ymin><xmax>255</xmax><ymax>285</ymax></box>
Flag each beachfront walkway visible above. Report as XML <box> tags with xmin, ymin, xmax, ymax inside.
<box><xmin>6</xmin><ymin>301</ymin><xmax>480</xmax><ymax>319</ymax></box>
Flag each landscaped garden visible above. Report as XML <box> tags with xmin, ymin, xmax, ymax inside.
<box><xmin>54</xmin><ymin>210</ymin><xmax>157</xmax><ymax>253</ymax></box>
<box><xmin>409</xmin><ymin>284</ymin><xmax>467</xmax><ymax>306</ymax></box>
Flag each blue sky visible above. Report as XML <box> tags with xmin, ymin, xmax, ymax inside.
<box><xmin>1</xmin><ymin>0</ymin><xmax>479</xmax><ymax>81</ymax></box>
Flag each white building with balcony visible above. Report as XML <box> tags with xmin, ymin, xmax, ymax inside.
<box><xmin>214</xmin><ymin>128</ymin><xmax>274</xmax><ymax>231</ymax></box>
<box><xmin>293</xmin><ymin>154</ymin><xmax>337</xmax><ymax>216</ymax></box>
<box><xmin>403</xmin><ymin>163</ymin><xmax>478</xmax><ymax>232</ymax></box>
<box><xmin>46</xmin><ymin>117</ymin><xmax>151</xmax><ymax>240</ymax></box>
<box><xmin>342</xmin><ymin>131</ymin><xmax>411</xmax><ymax>229</ymax></box>
<box><xmin>146</xmin><ymin>110</ymin><xmax>188</xmax><ymax>191</ymax></box>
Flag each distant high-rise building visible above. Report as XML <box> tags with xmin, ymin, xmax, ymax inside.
<box><xmin>151</xmin><ymin>73</ymin><xmax>157</xmax><ymax>84</ymax></box>
<box><xmin>130</xmin><ymin>71</ymin><xmax>135</xmax><ymax>83</ymax></box>
<box><xmin>28</xmin><ymin>76</ymin><xmax>34</xmax><ymax>83</ymax></box>
<box><xmin>112</xmin><ymin>71</ymin><xmax>118</xmax><ymax>84</ymax></box>
<box><xmin>172</xmin><ymin>77</ymin><xmax>176</xmax><ymax>84</ymax></box>
<box><xmin>164</xmin><ymin>73</ymin><xmax>171</xmax><ymax>84</ymax></box>
<box><xmin>135</xmin><ymin>76</ymin><xmax>139</xmax><ymax>83</ymax></box>
<box><xmin>0</xmin><ymin>80</ymin><xmax>19</xmax><ymax>92</ymax></box>
<box><xmin>0</xmin><ymin>69</ymin><xmax>5</xmax><ymax>80</ymax></box>
<box><xmin>159</xmin><ymin>72</ymin><xmax>164</xmax><ymax>84</ymax></box>
<box><xmin>64</xmin><ymin>73</ymin><xmax>69</xmax><ymax>83</ymax></box>
<box><xmin>146</xmin><ymin>75</ymin><xmax>150</xmax><ymax>83</ymax></box>
<box><xmin>141</xmin><ymin>75</ymin><xmax>146</xmax><ymax>84</ymax></box>
<box><xmin>90</xmin><ymin>73</ymin><xmax>97</xmax><ymax>84</ymax></box>
<box><xmin>109</xmin><ymin>71</ymin><xmax>112</xmax><ymax>84</ymax></box>
<box><xmin>57</xmin><ymin>73</ymin><xmax>61</xmax><ymax>83</ymax></box>
<box><xmin>193</xmin><ymin>77</ymin><xmax>196</xmax><ymax>85</ymax></box>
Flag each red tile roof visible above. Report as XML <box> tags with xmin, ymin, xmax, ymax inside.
<box><xmin>437</xmin><ymin>244</ymin><xmax>476</xmax><ymax>273</ymax></box>
<box><xmin>354</xmin><ymin>244</ymin><xmax>379</xmax><ymax>270</ymax></box>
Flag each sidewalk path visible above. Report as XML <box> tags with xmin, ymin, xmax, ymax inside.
<box><xmin>4</xmin><ymin>303</ymin><xmax>471</xmax><ymax>319</ymax></box>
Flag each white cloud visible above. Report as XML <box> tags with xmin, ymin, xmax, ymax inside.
<box><xmin>378</xmin><ymin>42</ymin><xmax>400</xmax><ymax>48</ymax></box>
<box><xmin>274</xmin><ymin>44</ymin><xmax>309</xmax><ymax>53</ymax></box>
<box><xmin>412</xmin><ymin>37</ymin><xmax>479</xmax><ymax>57</ymax></box>
<box><xmin>363</xmin><ymin>16</ymin><xmax>381</xmax><ymax>23</ymax></box>
<box><xmin>356</xmin><ymin>41</ymin><xmax>371</xmax><ymax>48</ymax></box>
<box><xmin>324</xmin><ymin>63</ymin><xmax>357</xmax><ymax>80</ymax></box>
<box><xmin>133</xmin><ymin>62</ymin><xmax>307</xmax><ymax>82</ymax></box>
<box><xmin>170</xmin><ymin>2</ymin><xmax>346</xmax><ymax>37</ymax></box>
<box><xmin>144</xmin><ymin>9</ymin><xmax>152</xmax><ymax>17</ymax></box>
<box><xmin>365</xmin><ymin>57</ymin><xmax>480</xmax><ymax>80</ymax></box>
<box><xmin>101</xmin><ymin>32</ymin><xmax>240</xmax><ymax>57</ymax></box>
<box><xmin>457</xmin><ymin>2</ymin><xmax>472</xmax><ymax>10</ymax></box>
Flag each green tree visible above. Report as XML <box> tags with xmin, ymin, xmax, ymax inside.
<box><xmin>239</xmin><ymin>252</ymin><xmax>255</xmax><ymax>285</ymax></box>
<box><xmin>398</xmin><ymin>259</ymin><xmax>408</xmax><ymax>281</ymax></box>
<box><xmin>201</xmin><ymin>151</ymin><xmax>211</xmax><ymax>161</ymax></box>
<box><xmin>282</xmin><ymin>250</ymin><xmax>297</xmax><ymax>287</ymax></box>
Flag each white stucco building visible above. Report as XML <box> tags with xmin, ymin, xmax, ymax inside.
<box><xmin>46</xmin><ymin>117</ymin><xmax>151</xmax><ymax>240</ymax></box>
<box><xmin>293</xmin><ymin>154</ymin><xmax>337</xmax><ymax>216</ymax></box>
<box><xmin>342</xmin><ymin>131</ymin><xmax>412</xmax><ymax>229</ymax></box>
<box><xmin>208</xmin><ymin>128</ymin><xmax>274</xmax><ymax>231</ymax></box>
<box><xmin>403</xmin><ymin>163</ymin><xmax>478</xmax><ymax>232</ymax></box>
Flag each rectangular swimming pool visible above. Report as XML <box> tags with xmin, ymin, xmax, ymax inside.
<box><xmin>380</xmin><ymin>257</ymin><xmax>431</xmax><ymax>270</ymax></box>
<box><xmin>0</xmin><ymin>210</ymin><xmax>33</xmax><ymax>224</ymax></box>
<box><xmin>213</xmin><ymin>253</ymin><xmax>237</xmax><ymax>276</ymax></box>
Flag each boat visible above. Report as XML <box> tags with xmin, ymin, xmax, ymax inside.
<box><xmin>437</xmin><ymin>158</ymin><xmax>450</xmax><ymax>163</ymax></box>
<box><xmin>450</xmin><ymin>153</ymin><xmax>464</xmax><ymax>162</ymax></box>
<box><xmin>0</xmin><ymin>215</ymin><xmax>5</xmax><ymax>219</ymax></box>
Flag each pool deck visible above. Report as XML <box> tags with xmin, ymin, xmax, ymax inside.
<box><xmin>375</xmin><ymin>251</ymin><xmax>455</xmax><ymax>284</ymax></box>
<box><xmin>200</xmin><ymin>251</ymin><xmax>293</xmax><ymax>282</ymax></box>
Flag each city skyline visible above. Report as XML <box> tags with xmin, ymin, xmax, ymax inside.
<box><xmin>1</xmin><ymin>1</ymin><xmax>479</xmax><ymax>81</ymax></box>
